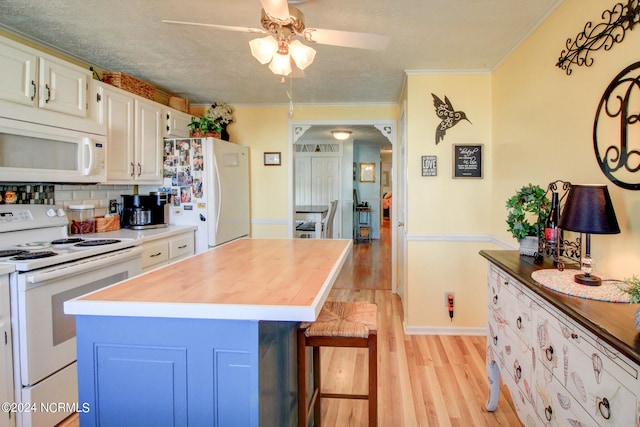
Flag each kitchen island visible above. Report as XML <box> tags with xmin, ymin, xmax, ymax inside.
<box><xmin>65</xmin><ymin>238</ymin><xmax>352</xmax><ymax>427</ymax></box>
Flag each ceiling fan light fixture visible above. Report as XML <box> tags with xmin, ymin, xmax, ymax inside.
<box><xmin>249</xmin><ymin>36</ymin><xmax>278</xmax><ymax>64</ymax></box>
<box><xmin>332</xmin><ymin>130</ymin><xmax>352</xmax><ymax>140</ymax></box>
<box><xmin>288</xmin><ymin>39</ymin><xmax>316</xmax><ymax>70</ymax></box>
<box><xmin>269</xmin><ymin>53</ymin><xmax>293</xmax><ymax>76</ymax></box>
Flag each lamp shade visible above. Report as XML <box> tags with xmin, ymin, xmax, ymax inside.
<box><xmin>558</xmin><ymin>184</ymin><xmax>620</xmax><ymax>234</ymax></box>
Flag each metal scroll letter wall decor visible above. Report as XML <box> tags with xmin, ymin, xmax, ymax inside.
<box><xmin>593</xmin><ymin>61</ymin><xmax>640</xmax><ymax>190</ymax></box>
<box><xmin>557</xmin><ymin>1</ymin><xmax>640</xmax><ymax>75</ymax></box>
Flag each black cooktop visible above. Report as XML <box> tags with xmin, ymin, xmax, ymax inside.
<box><xmin>0</xmin><ymin>250</ymin><xmax>28</xmax><ymax>258</ymax></box>
<box><xmin>74</xmin><ymin>239</ymin><xmax>121</xmax><ymax>247</ymax></box>
<box><xmin>10</xmin><ymin>251</ymin><xmax>58</xmax><ymax>260</ymax></box>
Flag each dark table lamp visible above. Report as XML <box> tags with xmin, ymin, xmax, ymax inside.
<box><xmin>558</xmin><ymin>184</ymin><xmax>620</xmax><ymax>286</ymax></box>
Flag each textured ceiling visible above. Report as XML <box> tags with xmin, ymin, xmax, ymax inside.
<box><xmin>0</xmin><ymin>0</ymin><xmax>563</xmax><ymax>148</ymax></box>
<box><xmin>0</xmin><ymin>0</ymin><xmax>563</xmax><ymax>106</ymax></box>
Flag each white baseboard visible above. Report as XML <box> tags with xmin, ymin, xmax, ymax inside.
<box><xmin>403</xmin><ymin>321</ymin><xmax>487</xmax><ymax>336</ymax></box>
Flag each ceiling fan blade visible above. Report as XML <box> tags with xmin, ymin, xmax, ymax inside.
<box><xmin>259</xmin><ymin>0</ymin><xmax>290</xmax><ymax>20</ymax></box>
<box><xmin>162</xmin><ymin>20</ymin><xmax>266</xmax><ymax>34</ymax></box>
<box><xmin>304</xmin><ymin>28</ymin><xmax>389</xmax><ymax>51</ymax></box>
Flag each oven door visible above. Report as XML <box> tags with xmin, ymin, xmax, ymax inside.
<box><xmin>15</xmin><ymin>247</ymin><xmax>142</xmax><ymax>386</ymax></box>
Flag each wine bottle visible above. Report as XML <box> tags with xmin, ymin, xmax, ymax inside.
<box><xmin>544</xmin><ymin>192</ymin><xmax>559</xmax><ymax>243</ymax></box>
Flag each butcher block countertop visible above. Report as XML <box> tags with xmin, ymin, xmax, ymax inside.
<box><xmin>65</xmin><ymin>238</ymin><xmax>352</xmax><ymax>322</ymax></box>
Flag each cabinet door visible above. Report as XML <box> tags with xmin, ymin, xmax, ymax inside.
<box><xmin>0</xmin><ymin>40</ymin><xmax>37</xmax><ymax>106</ymax></box>
<box><xmin>104</xmin><ymin>87</ymin><xmax>136</xmax><ymax>182</ymax></box>
<box><xmin>164</xmin><ymin>109</ymin><xmax>191</xmax><ymax>138</ymax></box>
<box><xmin>134</xmin><ymin>98</ymin><xmax>163</xmax><ymax>182</ymax></box>
<box><xmin>38</xmin><ymin>56</ymin><xmax>89</xmax><ymax>117</ymax></box>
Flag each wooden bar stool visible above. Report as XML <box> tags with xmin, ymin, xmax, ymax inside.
<box><xmin>297</xmin><ymin>301</ymin><xmax>378</xmax><ymax>427</ymax></box>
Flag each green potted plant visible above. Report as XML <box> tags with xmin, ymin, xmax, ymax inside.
<box><xmin>506</xmin><ymin>183</ymin><xmax>550</xmax><ymax>255</ymax></box>
<box><xmin>188</xmin><ymin>116</ymin><xmax>222</xmax><ymax>137</ymax></box>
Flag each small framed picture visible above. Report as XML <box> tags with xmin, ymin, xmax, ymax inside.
<box><xmin>264</xmin><ymin>152</ymin><xmax>281</xmax><ymax>166</ymax></box>
<box><xmin>421</xmin><ymin>155</ymin><xmax>437</xmax><ymax>176</ymax></box>
<box><xmin>359</xmin><ymin>162</ymin><xmax>376</xmax><ymax>182</ymax></box>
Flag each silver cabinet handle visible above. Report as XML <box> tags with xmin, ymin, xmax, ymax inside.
<box><xmin>130</xmin><ymin>162</ymin><xmax>135</xmax><ymax>177</ymax></box>
<box><xmin>150</xmin><ymin>252</ymin><xmax>163</xmax><ymax>257</ymax></box>
<box><xmin>31</xmin><ymin>80</ymin><xmax>36</xmax><ymax>101</ymax></box>
<box><xmin>137</xmin><ymin>163</ymin><xmax>142</xmax><ymax>176</ymax></box>
<box><xmin>45</xmin><ymin>84</ymin><xmax>51</xmax><ymax>103</ymax></box>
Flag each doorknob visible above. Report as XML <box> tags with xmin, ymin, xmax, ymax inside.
<box><xmin>398</xmin><ymin>221</ymin><xmax>404</xmax><ymax>227</ymax></box>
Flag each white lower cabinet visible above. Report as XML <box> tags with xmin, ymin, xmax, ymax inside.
<box><xmin>141</xmin><ymin>230</ymin><xmax>195</xmax><ymax>272</ymax></box>
<box><xmin>486</xmin><ymin>262</ymin><xmax>639</xmax><ymax>427</ymax></box>
<box><xmin>0</xmin><ymin>272</ymin><xmax>14</xmax><ymax>427</ymax></box>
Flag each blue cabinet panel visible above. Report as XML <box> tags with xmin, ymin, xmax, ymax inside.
<box><xmin>95</xmin><ymin>345</ymin><xmax>187</xmax><ymax>427</ymax></box>
<box><xmin>75</xmin><ymin>315</ymin><xmax>297</xmax><ymax>426</ymax></box>
<box><xmin>215</xmin><ymin>350</ymin><xmax>252</xmax><ymax>425</ymax></box>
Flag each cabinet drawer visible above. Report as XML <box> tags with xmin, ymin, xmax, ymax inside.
<box><xmin>169</xmin><ymin>234</ymin><xmax>194</xmax><ymax>260</ymax></box>
<box><xmin>142</xmin><ymin>240</ymin><xmax>169</xmax><ymax>269</ymax></box>
<box><xmin>535</xmin><ymin>304</ymin><xmax>637</xmax><ymax>426</ymax></box>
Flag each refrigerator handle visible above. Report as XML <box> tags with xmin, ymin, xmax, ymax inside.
<box><xmin>215</xmin><ymin>158</ymin><xmax>222</xmax><ymax>235</ymax></box>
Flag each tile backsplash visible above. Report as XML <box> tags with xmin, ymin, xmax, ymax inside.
<box><xmin>0</xmin><ymin>183</ymin><xmax>135</xmax><ymax>216</ymax></box>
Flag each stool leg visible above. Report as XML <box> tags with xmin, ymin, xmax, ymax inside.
<box><xmin>368</xmin><ymin>334</ymin><xmax>378</xmax><ymax>427</ymax></box>
<box><xmin>297</xmin><ymin>330</ymin><xmax>308</xmax><ymax>427</ymax></box>
<box><xmin>313</xmin><ymin>346</ymin><xmax>321</xmax><ymax>427</ymax></box>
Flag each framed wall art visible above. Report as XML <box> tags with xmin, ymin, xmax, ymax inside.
<box><xmin>359</xmin><ymin>162</ymin><xmax>376</xmax><ymax>182</ymax></box>
<box><xmin>452</xmin><ymin>144</ymin><xmax>483</xmax><ymax>178</ymax></box>
<box><xmin>264</xmin><ymin>152</ymin><xmax>281</xmax><ymax>166</ymax></box>
<box><xmin>421</xmin><ymin>155</ymin><xmax>437</xmax><ymax>176</ymax></box>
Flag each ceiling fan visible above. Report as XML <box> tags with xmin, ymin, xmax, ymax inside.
<box><xmin>162</xmin><ymin>0</ymin><xmax>389</xmax><ymax>77</ymax></box>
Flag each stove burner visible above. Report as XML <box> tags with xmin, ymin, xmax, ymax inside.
<box><xmin>51</xmin><ymin>238</ymin><xmax>85</xmax><ymax>245</ymax></box>
<box><xmin>10</xmin><ymin>251</ymin><xmax>58</xmax><ymax>260</ymax></box>
<box><xmin>0</xmin><ymin>250</ymin><xmax>28</xmax><ymax>258</ymax></box>
<box><xmin>74</xmin><ymin>239</ymin><xmax>121</xmax><ymax>247</ymax></box>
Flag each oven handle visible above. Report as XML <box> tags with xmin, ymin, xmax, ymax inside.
<box><xmin>26</xmin><ymin>247</ymin><xmax>143</xmax><ymax>284</ymax></box>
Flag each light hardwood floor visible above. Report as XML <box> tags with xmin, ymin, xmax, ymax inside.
<box><xmin>58</xmin><ymin>220</ymin><xmax>521</xmax><ymax>426</ymax></box>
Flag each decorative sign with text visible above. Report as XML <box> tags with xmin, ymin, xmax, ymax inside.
<box><xmin>452</xmin><ymin>144</ymin><xmax>483</xmax><ymax>178</ymax></box>
<box><xmin>421</xmin><ymin>156</ymin><xmax>437</xmax><ymax>176</ymax></box>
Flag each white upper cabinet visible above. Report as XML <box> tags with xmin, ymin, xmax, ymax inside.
<box><xmin>0</xmin><ymin>40</ymin><xmax>37</xmax><ymax>106</ymax></box>
<box><xmin>0</xmin><ymin>37</ymin><xmax>89</xmax><ymax>118</ymax></box>
<box><xmin>38</xmin><ymin>56</ymin><xmax>88</xmax><ymax>117</ymax></box>
<box><xmin>164</xmin><ymin>108</ymin><xmax>191</xmax><ymax>138</ymax></box>
<box><xmin>93</xmin><ymin>82</ymin><xmax>162</xmax><ymax>184</ymax></box>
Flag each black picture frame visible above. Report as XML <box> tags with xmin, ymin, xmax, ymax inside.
<box><xmin>452</xmin><ymin>144</ymin><xmax>483</xmax><ymax>178</ymax></box>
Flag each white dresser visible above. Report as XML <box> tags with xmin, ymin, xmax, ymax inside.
<box><xmin>481</xmin><ymin>250</ymin><xmax>639</xmax><ymax>426</ymax></box>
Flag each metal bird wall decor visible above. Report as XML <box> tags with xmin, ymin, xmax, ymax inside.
<box><xmin>431</xmin><ymin>93</ymin><xmax>471</xmax><ymax>144</ymax></box>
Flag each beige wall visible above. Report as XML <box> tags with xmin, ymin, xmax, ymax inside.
<box><xmin>204</xmin><ymin>104</ymin><xmax>400</xmax><ymax>238</ymax></box>
<box><xmin>403</xmin><ymin>72</ymin><xmax>494</xmax><ymax>331</ymax></box>
<box><xmin>492</xmin><ymin>0</ymin><xmax>640</xmax><ymax>278</ymax></box>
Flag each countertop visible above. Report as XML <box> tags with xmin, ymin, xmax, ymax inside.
<box><xmin>65</xmin><ymin>238</ymin><xmax>352</xmax><ymax>322</ymax></box>
<box><xmin>0</xmin><ymin>264</ymin><xmax>15</xmax><ymax>275</ymax></box>
<box><xmin>76</xmin><ymin>224</ymin><xmax>197</xmax><ymax>243</ymax></box>
<box><xmin>480</xmin><ymin>250</ymin><xmax>640</xmax><ymax>366</ymax></box>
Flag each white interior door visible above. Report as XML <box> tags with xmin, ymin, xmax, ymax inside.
<box><xmin>311</xmin><ymin>157</ymin><xmax>340</xmax><ymax>205</ymax></box>
<box><xmin>295</xmin><ymin>157</ymin><xmax>312</xmax><ymax>205</ymax></box>
<box><xmin>395</xmin><ymin>105</ymin><xmax>407</xmax><ymax>305</ymax></box>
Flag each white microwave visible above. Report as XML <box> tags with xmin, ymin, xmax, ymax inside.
<box><xmin>0</xmin><ymin>117</ymin><xmax>106</xmax><ymax>183</ymax></box>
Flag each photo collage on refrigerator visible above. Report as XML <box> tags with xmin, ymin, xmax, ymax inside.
<box><xmin>162</xmin><ymin>139</ymin><xmax>205</xmax><ymax>211</ymax></box>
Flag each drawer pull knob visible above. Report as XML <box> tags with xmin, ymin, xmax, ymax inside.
<box><xmin>545</xmin><ymin>346</ymin><xmax>554</xmax><ymax>361</ymax></box>
<box><xmin>570</xmin><ymin>333</ymin><xmax>578</xmax><ymax>339</ymax></box>
<box><xmin>514</xmin><ymin>365</ymin><xmax>522</xmax><ymax>380</ymax></box>
<box><xmin>598</xmin><ymin>397</ymin><xmax>610</xmax><ymax>420</ymax></box>
<box><xmin>493</xmin><ymin>295</ymin><xmax>498</xmax><ymax>305</ymax></box>
<box><xmin>544</xmin><ymin>406</ymin><xmax>553</xmax><ymax>421</ymax></box>
<box><xmin>493</xmin><ymin>335</ymin><xmax>498</xmax><ymax>345</ymax></box>
<box><xmin>516</xmin><ymin>316</ymin><xmax>522</xmax><ymax>329</ymax></box>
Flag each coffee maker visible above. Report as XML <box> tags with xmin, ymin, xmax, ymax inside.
<box><xmin>121</xmin><ymin>192</ymin><xmax>169</xmax><ymax>230</ymax></box>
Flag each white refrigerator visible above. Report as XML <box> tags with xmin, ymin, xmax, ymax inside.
<box><xmin>162</xmin><ymin>137</ymin><xmax>250</xmax><ymax>253</ymax></box>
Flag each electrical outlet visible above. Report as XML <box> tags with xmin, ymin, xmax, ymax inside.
<box><xmin>109</xmin><ymin>199</ymin><xmax>118</xmax><ymax>214</ymax></box>
<box><xmin>445</xmin><ymin>292</ymin><xmax>455</xmax><ymax>306</ymax></box>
